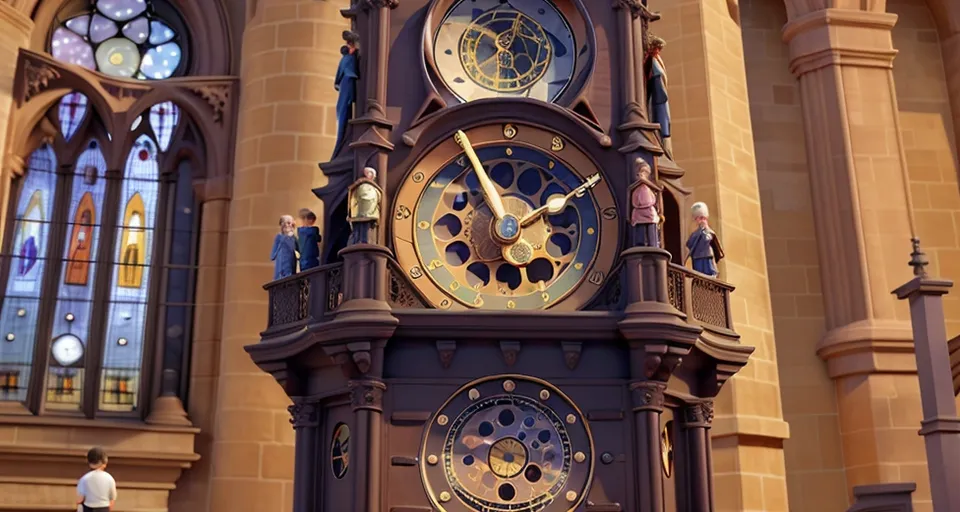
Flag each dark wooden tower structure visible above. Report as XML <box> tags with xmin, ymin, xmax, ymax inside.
<box><xmin>247</xmin><ymin>0</ymin><xmax>753</xmax><ymax>510</ymax></box>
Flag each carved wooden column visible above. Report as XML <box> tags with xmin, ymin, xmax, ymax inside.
<box><xmin>680</xmin><ymin>400</ymin><xmax>715</xmax><ymax>512</ymax></box>
<box><xmin>892</xmin><ymin>243</ymin><xmax>960</xmax><ymax>512</ymax></box>
<box><xmin>348</xmin><ymin>378</ymin><xmax>386</xmax><ymax>512</ymax></box>
<box><xmin>289</xmin><ymin>401</ymin><xmax>322</xmax><ymax>512</ymax></box>
<box><xmin>630</xmin><ymin>381</ymin><xmax>667</xmax><ymax>512</ymax></box>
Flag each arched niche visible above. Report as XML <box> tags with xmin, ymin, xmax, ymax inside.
<box><xmin>662</xmin><ymin>188</ymin><xmax>683</xmax><ymax>264</ymax></box>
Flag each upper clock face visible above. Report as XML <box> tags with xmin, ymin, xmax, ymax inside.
<box><xmin>392</xmin><ymin>124</ymin><xmax>619</xmax><ymax>311</ymax></box>
<box><xmin>51</xmin><ymin>334</ymin><xmax>84</xmax><ymax>367</ymax></box>
<box><xmin>433</xmin><ymin>0</ymin><xmax>577</xmax><ymax>103</ymax></box>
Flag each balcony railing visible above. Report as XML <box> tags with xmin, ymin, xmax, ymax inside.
<box><xmin>261</xmin><ymin>260</ymin><xmax>735</xmax><ymax>335</ymax></box>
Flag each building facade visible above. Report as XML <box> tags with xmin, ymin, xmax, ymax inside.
<box><xmin>0</xmin><ymin>0</ymin><xmax>955</xmax><ymax>511</ymax></box>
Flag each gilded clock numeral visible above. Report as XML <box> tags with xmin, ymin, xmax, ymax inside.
<box><xmin>413</xmin><ymin>171</ymin><xmax>425</xmax><ymax>183</ymax></box>
<box><xmin>602</xmin><ymin>207</ymin><xmax>617</xmax><ymax>220</ymax></box>
<box><xmin>548</xmin><ymin>161</ymin><xmax>555</xmax><ymax>169</ymax></box>
<box><xmin>505</xmin><ymin>148</ymin><xmax>513</xmax><ymax>156</ymax></box>
<box><xmin>456</xmin><ymin>156</ymin><xmax>466</xmax><ymax>168</ymax></box>
<box><xmin>551</xmin><ymin>136</ymin><xmax>565</xmax><ymax>151</ymax></box>
<box><xmin>589</xmin><ymin>271</ymin><xmax>604</xmax><ymax>285</ymax></box>
<box><xmin>503</xmin><ymin>124</ymin><xmax>517</xmax><ymax>139</ymax></box>
<box><xmin>395</xmin><ymin>205</ymin><xmax>412</xmax><ymax>220</ymax></box>
<box><xmin>587</xmin><ymin>227</ymin><xmax>596</xmax><ymax>235</ymax></box>
<box><xmin>418</xmin><ymin>221</ymin><xmax>431</xmax><ymax>230</ymax></box>
<box><xmin>427</xmin><ymin>259</ymin><xmax>444</xmax><ymax>270</ymax></box>
<box><xmin>541</xmin><ymin>292</ymin><xmax>550</xmax><ymax>303</ymax></box>
<box><xmin>574</xmin><ymin>262</ymin><xmax>584</xmax><ymax>271</ymax></box>
<box><xmin>439</xmin><ymin>299</ymin><xmax>451</xmax><ymax>309</ymax></box>
<box><xmin>506</xmin><ymin>300</ymin><xmax>516</xmax><ymax>309</ymax></box>
<box><xmin>409</xmin><ymin>266</ymin><xmax>423</xmax><ymax>279</ymax></box>
<box><xmin>449</xmin><ymin>281</ymin><xmax>460</xmax><ymax>291</ymax></box>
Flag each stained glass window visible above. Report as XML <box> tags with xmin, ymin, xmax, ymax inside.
<box><xmin>99</xmin><ymin>135</ymin><xmax>160</xmax><ymax>412</ymax></box>
<box><xmin>0</xmin><ymin>146</ymin><xmax>57</xmax><ymax>403</ymax></box>
<box><xmin>45</xmin><ymin>140</ymin><xmax>107</xmax><ymax>411</ymax></box>
<box><xmin>149</xmin><ymin>101</ymin><xmax>179</xmax><ymax>151</ymax></box>
<box><xmin>51</xmin><ymin>0</ymin><xmax>187</xmax><ymax>80</ymax></box>
<box><xmin>58</xmin><ymin>92</ymin><xmax>89</xmax><ymax>141</ymax></box>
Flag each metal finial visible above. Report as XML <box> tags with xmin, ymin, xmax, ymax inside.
<box><xmin>909</xmin><ymin>238</ymin><xmax>928</xmax><ymax>277</ymax></box>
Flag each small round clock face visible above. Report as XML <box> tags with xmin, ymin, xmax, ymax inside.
<box><xmin>392</xmin><ymin>124</ymin><xmax>619</xmax><ymax>311</ymax></box>
<box><xmin>434</xmin><ymin>0</ymin><xmax>577</xmax><ymax>103</ymax></box>
<box><xmin>51</xmin><ymin>334</ymin><xmax>84</xmax><ymax>366</ymax></box>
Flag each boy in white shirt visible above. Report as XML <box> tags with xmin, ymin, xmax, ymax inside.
<box><xmin>76</xmin><ymin>446</ymin><xmax>117</xmax><ymax>512</ymax></box>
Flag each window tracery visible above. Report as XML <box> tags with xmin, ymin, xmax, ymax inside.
<box><xmin>50</xmin><ymin>0</ymin><xmax>187</xmax><ymax>80</ymax></box>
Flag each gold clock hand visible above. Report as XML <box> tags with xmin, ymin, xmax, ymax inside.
<box><xmin>454</xmin><ymin>130</ymin><xmax>507</xmax><ymax>221</ymax></box>
<box><xmin>519</xmin><ymin>173</ymin><xmax>601</xmax><ymax>227</ymax></box>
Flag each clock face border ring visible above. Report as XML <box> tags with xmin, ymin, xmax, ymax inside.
<box><xmin>390</xmin><ymin>122</ymin><xmax>620</xmax><ymax>311</ymax></box>
<box><xmin>419</xmin><ymin>374</ymin><xmax>595</xmax><ymax>512</ymax></box>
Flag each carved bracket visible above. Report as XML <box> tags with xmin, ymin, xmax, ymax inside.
<box><xmin>681</xmin><ymin>400</ymin><xmax>714</xmax><ymax>429</ymax></box>
<box><xmin>349</xmin><ymin>379</ymin><xmax>387</xmax><ymax>412</ymax></box>
<box><xmin>188</xmin><ymin>84</ymin><xmax>231</xmax><ymax>125</ymax></box>
<box><xmin>288</xmin><ymin>401</ymin><xmax>320</xmax><ymax>429</ymax></box>
<box><xmin>612</xmin><ymin>0</ymin><xmax>661</xmax><ymax>21</ymax></box>
<box><xmin>500</xmin><ymin>341</ymin><xmax>521</xmax><ymax>367</ymax></box>
<box><xmin>629</xmin><ymin>381</ymin><xmax>666</xmax><ymax>412</ymax></box>
<box><xmin>562</xmin><ymin>341</ymin><xmax>583</xmax><ymax>370</ymax></box>
<box><xmin>21</xmin><ymin>59</ymin><xmax>61</xmax><ymax>103</ymax></box>
<box><xmin>437</xmin><ymin>340</ymin><xmax>456</xmax><ymax>369</ymax></box>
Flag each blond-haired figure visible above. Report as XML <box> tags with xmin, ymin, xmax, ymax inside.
<box><xmin>270</xmin><ymin>214</ymin><xmax>299</xmax><ymax>280</ymax></box>
<box><xmin>347</xmin><ymin>167</ymin><xmax>382</xmax><ymax>245</ymax></box>
<box><xmin>684</xmin><ymin>202</ymin><xmax>724</xmax><ymax>277</ymax></box>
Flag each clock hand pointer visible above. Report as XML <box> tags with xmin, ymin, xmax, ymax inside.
<box><xmin>454</xmin><ymin>130</ymin><xmax>507</xmax><ymax>221</ymax></box>
<box><xmin>519</xmin><ymin>173</ymin><xmax>601</xmax><ymax>227</ymax></box>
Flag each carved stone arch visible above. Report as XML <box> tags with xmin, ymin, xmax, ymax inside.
<box><xmin>124</xmin><ymin>87</ymin><xmax>225</xmax><ymax>178</ymax></box>
<box><xmin>162</xmin><ymin>122</ymin><xmax>208</xmax><ymax>179</ymax></box>
<box><xmin>27</xmin><ymin>0</ymin><xmax>235</xmax><ymax>76</ymax></box>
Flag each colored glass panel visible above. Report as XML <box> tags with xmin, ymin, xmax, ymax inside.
<box><xmin>148</xmin><ymin>101</ymin><xmax>180</xmax><ymax>151</ymax></box>
<box><xmin>58</xmin><ymin>92</ymin><xmax>89</xmax><ymax>142</ymax></box>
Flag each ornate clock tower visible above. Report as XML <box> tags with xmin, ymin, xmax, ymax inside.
<box><xmin>248</xmin><ymin>0</ymin><xmax>752</xmax><ymax>511</ymax></box>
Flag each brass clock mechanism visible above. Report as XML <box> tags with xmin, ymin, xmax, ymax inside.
<box><xmin>392</xmin><ymin>123</ymin><xmax>619</xmax><ymax>311</ymax></box>
<box><xmin>420</xmin><ymin>375</ymin><xmax>594</xmax><ymax>512</ymax></box>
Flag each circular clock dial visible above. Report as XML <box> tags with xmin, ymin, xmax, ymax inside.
<box><xmin>420</xmin><ymin>375</ymin><xmax>594</xmax><ymax>512</ymax></box>
<box><xmin>51</xmin><ymin>334</ymin><xmax>85</xmax><ymax>366</ymax></box>
<box><xmin>392</xmin><ymin>124</ymin><xmax>618</xmax><ymax>311</ymax></box>
<box><xmin>434</xmin><ymin>0</ymin><xmax>577</xmax><ymax>103</ymax></box>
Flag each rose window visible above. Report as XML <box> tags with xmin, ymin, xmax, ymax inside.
<box><xmin>50</xmin><ymin>0</ymin><xmax>187</xmax><ymax>80</ymax></box>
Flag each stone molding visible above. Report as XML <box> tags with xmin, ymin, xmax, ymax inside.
<box><xmin>288</xmin><ymin>401</ymin><xmax>321</xmax><ymax>429</ymax></box>
<box><xmin>349</xmin><ymin>379</ymin><xmax>387</xmax><ymax>412</ymax></box>
<box><xmin>782</xmin><ymin>8</ymin><xmax>898</xmax><ymax>77</ymax></box>
<box><xmin>629</xmin><ymin>381</ymin><xmax>666</xmax><ymax>413</ymax></box>
<box><xmin>681</xmin><ymin>400</ymin><xmax>715</xmax><ymax>429</ymax></box>
<box><xmin>816</xmin><ymin>319</ymin><xmax>918</xmax><ymax>379</ymax></box>
<box><xmin>0</xmin><ymin>1</ymin><xmax>33</xmax><ymax>38</ymax></box>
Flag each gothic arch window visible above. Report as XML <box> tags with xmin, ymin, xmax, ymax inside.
<box><xmin>49</xmin><ymin>0</ymin><xmax>189</xmax><ymax>80</ymax></box>
<box><xmin>0</xmin><ymin>90</ymin><xmax>201</xmax><ymax>417</ymax></box>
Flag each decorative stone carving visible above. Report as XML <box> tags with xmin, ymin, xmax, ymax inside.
<box><xmin>562</xmin><ymin>341</ymin><xmax>582</xmax><ymax>370</ymax></box>
<box><xmin>23</xmin><ymin>60</ymin><xmax>60</xmax><ymax>102</ymax></box>
<box><xmin>612</xmin><ymin>0</ymin><xmax>661</xmax><ymax>22</ymax></box>
<box><xmin>682</xmin><ymin>400</ymin><xmax>714</xmax><ymax>428</ymax></box>
<box><xmin>436</xmin><ymin>340</ymin><xmax>456</xmax><ymax>369</ymax></box>
<box><xmin>500</xmin><ymin>341</ymin><xmax>521</xmax><ymax>367</ymax></box>
<box><xmin>629</xmin><ymin>381</ymin><xmax>666</xmax><ymax>412</ymax></box>
<box><xmin>188</xmin><ymin>84</ymin><xmax>231</xmax><ymax>124</ymax></box>
<box><xmin>389</xmin><ymin>265</ymin><xmax>425</xmax><ymax>308</ymax></box>
<box><xmin>349</xmin><ymin>379</ymin><xmax>387</xmax><ymax>412</ymax></box>
<box><xmin>288</xmin><ymin>401</ymin><xmax>320</xmax><ymax>428</ymax></box>
<box><xmin>643</xmin><ymin>353</ymin><xmax>682</xmax><ymax>381</ymax></box>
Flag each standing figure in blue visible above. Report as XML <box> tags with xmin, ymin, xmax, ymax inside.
<box><xmin>297</xmin><ymin>208</ymin><xmax>322</xmax><ymax>271</ymax></box>
<box><xmin>271</xmin><ymin>214</ymin><xmax>299</xmax><ymax>280</ymax></box>
<box><xmin>684</xmin><ymin>202</ymin><xmax>724</xmax><ymax>278</ymax></box>
<box><xmin>645</xmin><ymin>35</ymin><xmax>672</xmax><ymax>156</ymax></box>
<box><xmin>333</xmin><ymin>30</ymin><xmax>360</xmax><ymax>157</ymax></box>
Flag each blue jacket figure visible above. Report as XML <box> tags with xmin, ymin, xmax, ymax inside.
<box><xmin>645</xmin><ymin>35</ymin><xmax>672</xmax><ymax>155</ymax></box>
<box><xmin>333</xmin><ymin>30</ymin><xmax>360</xmax><ymax>158</ymax></box>
<box><xmin>685</xmin><ymin>202</ymin><xmax>724</xmax><ymax>278</ymax></box>
<box><xmin>271</xmin><ymin>215</ymin><xmax>299</xmax><ymax>280</ymax></box>
<box><xmin>297</xmin><ymin>208</ymin><xmax>322</xmax><ymax>271</ymax></box>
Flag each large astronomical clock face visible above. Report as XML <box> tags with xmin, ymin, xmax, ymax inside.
<box><xmin>434</xmin><ymin>0</ymin><xmax>577</xmax><ymax>103</ymax></box>
<box><xmin>392</xmin><ymin>124</ymin><xmax>619</xmax><ymax>311</ymax></box>
<box><xmin>420</xmin><ymin>375</ymin><xmax>594</xmax><ymax>512</ymax></box>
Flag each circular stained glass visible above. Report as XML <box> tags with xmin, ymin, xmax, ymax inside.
<box><xmin>50</xmin><ymin>0</ymin><xmax>187</xmax><ymax>80</ymax></box>
<box><xmin>421</xmin><ymin>375</ymin><xmax>594</xmax><ymax>512</ymax></box>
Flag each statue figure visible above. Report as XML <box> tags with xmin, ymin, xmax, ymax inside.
<box><xmin>630</xmin><ymin>158</ymin><xmax>662</xmax><ymax>248</ymax></box>
<box><xmin>271</xmin><ymin>215</ymin><xmax>299</xmax><ymax>280</ymax></box>
<box><xmin>297</xmin><ymin>208</ymin><xmax>322</xmax><ymax>271</ymax></box>
<box><xmin>645</xmin><ymin>35</ymin><xmax>672</xmax><ymax>155</ymax></box>
<box><xmin>685</xmin><ymin>202</ymin><xmax>724</xmax><ymax>278</ymax></box>
<box><xmin>348</xmin><ymin>167</ymin><xmax>382</xmax><ymax>244</ymax></box>
<box><xmin>333</xmin><ymin>30</ymin><xmax>360</xmax><ymax>157</ymax></box>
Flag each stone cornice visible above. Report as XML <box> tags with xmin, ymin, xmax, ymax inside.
<box><xmin>816</xmin><ymin>319</ymin><xmax>918</xmax><ymax>378</ymax></box>
<box><xmin>782</xmin><ymin>8</ymin><xmax>899</xmax><ymax>77</ymax></box>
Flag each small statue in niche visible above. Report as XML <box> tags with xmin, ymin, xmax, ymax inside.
<box><xmin>684</xmin><ymin>202</ymin><xmax>724</xmax><ymax>278</ymax></box>
<box><xmin>271</xmin><ymin>214</ymin><xmax>299</xmax><ymax>280</ymax></box>
<box><xmin>629</xmin><ymin>157</ymin><xmax>662</xmax><ymax>248</ymax></box>
<box><xmin>348</xmin><ymin>167</ymin><xmax>382</xmax><ymax>244</ymax></box>
<box><xmin>645</xmin><ymin>35</ymin><xmax>672</xmax><ymax>156</ymax></box>
<box><xmin>333</xmin><ymin>30</ymin><xmax>360</xmax><ymax>158</ymax></box>
<box><xmin>297</xmin><ymin>208</ymin><xmax>322</xmax><ymax>271</ymax></box>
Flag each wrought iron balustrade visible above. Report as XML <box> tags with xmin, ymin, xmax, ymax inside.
<box><xmin>263</xmin><ymin>263</ymin><xmax>343</xmax><ymax>332</ymax></box>
<box><xmin>667</xmin><ymin>263</ymin><xmax>734</xmax><ymax>331</ymax></box>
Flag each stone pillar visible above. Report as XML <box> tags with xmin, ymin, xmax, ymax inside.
<box><xmin>208</xmin><ymin>0</ymin><xmax>349</xmax><ymax>510</ymax></box>
<box><xmin>288</xmin><ymin>401</ymin><xmax>321</xmax><ymax>512</ymax></box>
<box><xmin>681</xmin><ymin>400</ymin><xmax>715</xmax><ymax>512</ymax></box>
<box><xmin>0</xmin><ymin>3</ymin><xmax>33</xmax><ymax>249</ymax></box>
<box><xmin>782</xmin><ymin>5</ymin><xmax>929</xmax><ymax>502</ymax></box>
<box><xmin>893</xmin><ymin>246</ymin><xmax>960</xmax><ymax>512</ymax></box>
<box><xmin>630</xmin><ymin>381</ymin><xmax>667</xmax><ymax>512</ymax></box>
<box><xmin>939</xmin><ymin>21</ymin><xmax>960</xmax><ymax>157</ymax></box>
<box><xmin>348</xmin><ymin>379</ymin><xmax>386</xmax><ymax>512</ymax></box>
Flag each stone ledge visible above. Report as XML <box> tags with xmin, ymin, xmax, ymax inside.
<box><xmin>711</xmin><ymin>415</ymin><xmax>791</xmax><ymax>441</ymax></box>
<box><xmin>782</xmin><ymin>8</ymin><xmax>899</xmax><ymax>76</ymax></box>
<box><xmin>816</xmin><ymin>319</ymin><xmax>917</xmax><ymax>379</ymax></box>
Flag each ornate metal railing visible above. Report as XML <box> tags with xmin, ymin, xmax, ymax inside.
<box><xmin>667</xmin><ymin>263</ymin><xmax>734</xmax><ymax>330</ymax></box>
<box><xmin>264</xmin><ymin>263</ymin><xmax>343</xmax><ymax>331</ymax></box>
<box><xmin>388</xmin><ymin>259</ymin><xmax>426</xmax><ymax>309</ymax></box>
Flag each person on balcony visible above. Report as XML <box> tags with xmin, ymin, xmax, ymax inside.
<box><xmin>685</xmin><ymin>202</ymin><xmax>724</xmax><ymax>277</ymax></box>
<box><xmin>297</xmin><ymin>208</ymin><xmax>322</xmax><ymax>271</ymax></box>
<box><xmin>271</xmin><ymin>215</ymin><xmax>299</xmax><ymax>280</ymax></box>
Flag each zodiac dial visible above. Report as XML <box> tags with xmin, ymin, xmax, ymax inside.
<box><xmin>434</xmin><ymin>0</ymin><xmax>577</xmax><ymax>102</ymax></box>
<box><xmin>392</xmin><ymin>124</ymin><xmax>619</xmax><ymax>311</ymax></box>
<box><xmin>420</xmin><ymin>375</ymin><xmax>594</xmax><ymax>512</ymax></box>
